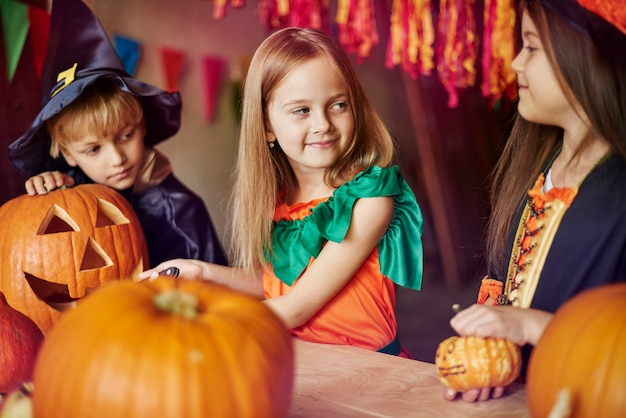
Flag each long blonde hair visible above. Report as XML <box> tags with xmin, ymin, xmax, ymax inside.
<box><xmin>486</xmin><ymin>0</ymin><xmax>626</xmax><ymax>276</ymax></box>
<box><xmin>229</xmin><ymin>27</ymin><xmax>395</xmax><ymax>272</ymax></box>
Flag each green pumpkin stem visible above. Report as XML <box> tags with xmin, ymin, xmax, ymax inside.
<box><xmin>153</xmin><ymin>289</ymin><xmax>200</xmax><ymax>320</ymax></box>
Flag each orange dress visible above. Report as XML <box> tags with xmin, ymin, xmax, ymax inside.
<box><xmin>263</xmin><ymin>166</ymin><xmax>423</xmax><ymax>355</ymax></box>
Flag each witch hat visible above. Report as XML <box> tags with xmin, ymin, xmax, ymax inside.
<box><xmin>9</xmin><ymin>0</ymin><xmax>181</xmax><ymax>178</ymax></box>
<box><xmin>539</xmin><ymin>0</ymin><xmax>626</xmax><ymax>62</ymax></box>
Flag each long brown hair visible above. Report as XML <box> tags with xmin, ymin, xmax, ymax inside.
<box><xmin>229</xmin><ymin>27</ymin><xmax>395</xmax><ymax>272</ymax></box>
<box><xmin>486</xmin><ymin>0</ymin><xmax>626</xmax><ymax>276</ymax></box>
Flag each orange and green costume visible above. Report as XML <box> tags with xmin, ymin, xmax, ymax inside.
<box><xmin>263</xmin><ymin>165</ymin><xmax>423</xmax><ymax>356</ymax></box>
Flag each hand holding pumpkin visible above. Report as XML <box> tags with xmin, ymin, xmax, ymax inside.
<box><xmin>435</xmin><ymin>335</ymin><xmax>521</xmax><ymax>402</ymax></box>
<box><xmin>24</xmin><ymin>170</ymin><xmax>74</xmax><ymax>196</ymax></box>
<box><xmin>439</xmin><ymin>303</ymin><xmax>553</xmax><ymax>403</ymax></box>
<box><xmin>450</xmin><ymin>303</ymin><xmax>552</xmax><ymax>347</ymax></box>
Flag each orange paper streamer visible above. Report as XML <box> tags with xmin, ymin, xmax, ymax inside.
<box><xmin>436</xmin><ymin>0</ymin><xmax>477</xmax><ymax>108</ymax></box>
<box><xmin>481</xmin><ymin>0</ymin><xmax>516</xmax><ymax>105</ymax></box>
<box><xmin>336</xmin><ymin>0</ymin><xmax>379</xmax><ymax>61</ymax></box>
<box><xmin>212</xmin><ymin>0</ymin><xmax>246</xmax><ymax>19</ymax></box>
<box><xmin>385</xmin><ymin>0</ymin><xmax>435</xmax><ymax>78</ymax></box>
<box><xmin>258</xmin><ymin>0</ymin><xmax>330</xmax><ymax>32</ymax></box>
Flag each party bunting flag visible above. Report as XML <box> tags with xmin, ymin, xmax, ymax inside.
<box><xmin>1</xmin><ymin>0</ymin><xmax>29</xmax><ymax>82</ymax></box>
<box><xmin>201</xmin><ymin>55</ymin><xmax>226</xmax><ymax>122</ymax></box>
<box><xmin>113</xmin><ymin>34</ymin><xmax>140</xmax><ymax>76</ymax></box>
<box><xmin>27</xmin><ymin>5</ymin><xmax>50</xmax><ymax>79</ymax></box>
<box><xmin>160</xmin><ymin>47</ymin><xmax>186</xmax><ymax>92</ymax></box>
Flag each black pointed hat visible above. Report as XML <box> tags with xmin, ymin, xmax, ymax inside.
<box><xmin>9</xmin><ymin>0</ymin><xmax>181</xmax><ymax>177</ymax></box>
<box><xmin>539</xmin><ymin>0</ymin><xmax>626</xmax><ymax>62</ymax></box>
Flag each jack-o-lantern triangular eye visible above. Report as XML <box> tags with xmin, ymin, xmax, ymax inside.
<box><xmin>38</xmin><ymin>204</ymin><xmax>80</xmax><ymax>234</ymax></box>
<box><xmin>95</xmin><ymin>198</ymin><xmax>130</xmax><ymax>227</ymax></box>
<box><xmin>80</xmin><ymin>237</ymin><xmax>113</xmax><ymax>271</ymax></box>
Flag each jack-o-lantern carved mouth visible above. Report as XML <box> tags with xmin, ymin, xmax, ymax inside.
<box><xmin>436</xmin><ymin>364</ymin><xmax>467</xmax><ymax>377</ymax></box>
<box><xmin>24</xmin><ymin>258</ymin><xmax>144</xmax><ymax>311</ymax></box>
<box><xmin>25</xmin><ymin>273</ymin><xmax>84</xmax><ymax>311</ymax></box>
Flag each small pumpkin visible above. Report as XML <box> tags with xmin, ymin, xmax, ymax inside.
<box><xmin>527</xmin><ymin>283</ymin><xmax>626</xmax><ymax>418</ymax></box>
<box><xmin>0</xmin><ymin>184</ymin><xmax>148</xmax><ymax>333</ymax></box>
<box><xmin>435</xmin><ymin>336</ymin><xmax>522</xmax><ymax>391</ymax></box>
<box><xmin>32</xmin><ymin>277</ymin><xmax>294</xmax><ymax>418</ymax></box>
<box><xmin>0</xmin><ymin>292</ymin><xmax>43</xmax><ymax>394</ymax></box>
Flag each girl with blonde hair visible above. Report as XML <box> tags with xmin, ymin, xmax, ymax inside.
<box><xmin>143</xmin><ymin>27</ymin><xmax>424</xmax><ymax>356</ymax></box>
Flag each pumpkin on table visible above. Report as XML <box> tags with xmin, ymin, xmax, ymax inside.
<box><xmin>0</xmin><ymin>184</ymin><xmax>148</xmax><ymax>333</ymax></box>
<box><xmin>32</xmin><ymin>277</ymin><xmax>295</xmax><ymax>418</ymax></box>
<box><xmin>527</xmin><ymin>283</ymin><xmax>626</xmax><ymax>418</ymax></box>
<box><xmin>435</xmin><ymin>335</ymin><xmax>522</xmax><ymax>391</ymax></box>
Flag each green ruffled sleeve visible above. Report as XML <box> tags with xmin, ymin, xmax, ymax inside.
<box><xmin>270</xmin><ymin>165</ymin><xmax>423</xmax><ymax>289</ymax></box>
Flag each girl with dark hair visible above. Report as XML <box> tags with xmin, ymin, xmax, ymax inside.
<box><xmin>447</xmin><ymin>0</ymin><xmax>626</xmax><ymax>402</ymax></box>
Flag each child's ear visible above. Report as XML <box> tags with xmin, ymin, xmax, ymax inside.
<box><xmin>60</xmin><ymin>147</ymin><xmax>78</xmax><ymax>167</ymax></box>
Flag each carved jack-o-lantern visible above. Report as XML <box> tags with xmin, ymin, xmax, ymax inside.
<box><xmin>0</xmin><ymin>184</ymin><xmax>148</xmax><ymax>334</ymax></box>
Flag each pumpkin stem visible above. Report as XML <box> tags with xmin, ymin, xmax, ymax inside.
<box><xmin>153</xmin><ymin>290</ymin><xmax>200</xmax><ymax>320</ymax></box>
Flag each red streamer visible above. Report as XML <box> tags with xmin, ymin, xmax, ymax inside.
<box><xmin>436</xmin><ymin>0</ymin><xmax>478</xmax><ymax>108</ymax></box>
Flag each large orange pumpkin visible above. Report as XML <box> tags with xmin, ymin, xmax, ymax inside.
<box><xmin>527</xmin><ymin>283</ymin><xmax>626</xmax><ymax>418</ymax></box>
<box><xmin>0</xmin><ymin>184</ymin><xmax>148</xmax><ymax>333</ymax></box>
<box><xmin>435</xmin><ymin>336</ymin><xmax>522</xmax><ymax>391</ymax></box>
<box><xmin>32</xmin><ymin>277</ymin><xmax>295</xmax><ymax>418</ymax></box>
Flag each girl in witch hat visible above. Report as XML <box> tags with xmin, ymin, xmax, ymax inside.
<box><xmin>8</xmin><ymin>0</ymin><xmax>228</xmax><ymax>268</ymax></box>
<box><xmin>446</xmin><ymin>0</ymin><xmax>626</xmax><ymax>402</ymax></box>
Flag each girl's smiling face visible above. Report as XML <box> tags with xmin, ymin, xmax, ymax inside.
<box><xmin>511</xmin><ymin>11</ymin><xmax>576</xmax><ymax>128</ymax></box>
<box><xmin>266</xmin><ymin>55</ymin><xmax>355</xmax><ymax>178</ymax></box>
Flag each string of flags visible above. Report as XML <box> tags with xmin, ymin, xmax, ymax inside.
<box><xmin>2</xmin><ymin>0</ymin><xmax>518</xmax><ymax>111</ymax></box>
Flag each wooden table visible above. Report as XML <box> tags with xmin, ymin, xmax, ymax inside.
<box><xmin>289</xmin><ymin>339</ymin><xmax>530</xmax><ymax>417</ymax></box>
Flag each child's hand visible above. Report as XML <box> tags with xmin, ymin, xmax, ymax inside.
<box><xmin>25</xmin><ymin>171</ymin><xmax>74</xmax><ymax>196</ymax></box>
<box><xmin>443</xmin><ymin>386</ymin><xmax>505</xmax><ymax>403</ymax></box>
<box><xmin>139</xmin><ymin>259</ymin><xmax>209</xmax><ymax>281</ymax></box>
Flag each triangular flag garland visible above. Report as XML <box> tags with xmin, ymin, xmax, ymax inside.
<box><xmin>201</xmin><ymin>55</ymin><xmax>226</xmax><ymax>122</ymax></box>
<box><xmin>1</xmin><ymin>0</ymin><xmax>29</xmax><ymax>82</ymax></box>
<box><xmin>160</xmin><ymin>47</ymin><xmax>186</xmax><ymax>93</ymax></box>
<box><xmin>3</xmin><ymin>1</ymin><xmax>517</xmax><ymax>110</ymax></box>
<box><xmin>27</xmin><ymin>5</ymin><xmax>50</xmax><ymax>79</ymax></box>
<box><xmin>114</xmin><ymin>34</ymin><xmax>141</xmax><ymax>76</ymax></box>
